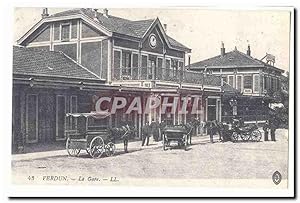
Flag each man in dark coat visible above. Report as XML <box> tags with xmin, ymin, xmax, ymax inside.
<box><xmin>205</xmin><ymin>120</ymin><xmax>216</xmax><ymax>143</ymax></box>
<box><xmin>142</xmin><ymin>121</ymin><xmax>151</xmax><ymax>146</ymax></box>
<box><xmin>269</xmin><ymin>116</ymin><xmax>280</xmax><ymax>141</ymax></box>
<box><xmin>150</xmin><ymin>119</ymin><xmax>160</xmax><ymax>142</ymax></box>
<box><xmin>263</xmin><ymin>120</ymin><xmax>269</xmax><ymax>141</ymax></box>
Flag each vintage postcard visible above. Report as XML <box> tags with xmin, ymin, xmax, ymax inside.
<box><xmin>7</xmin><ymin>5</ymin><xmax>294</xmax><ymax>197</ymax></box>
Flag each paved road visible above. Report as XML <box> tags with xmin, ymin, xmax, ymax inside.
<box><xmin>12</xmin><ymin>129</ymin><xmax>288</xmax><ymax>184</ymax></box>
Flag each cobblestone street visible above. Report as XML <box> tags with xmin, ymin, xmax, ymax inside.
<box><xmin>12</xmin><ymin>129</ymin><xmax>288</xmax><ymax>185</ymax></box>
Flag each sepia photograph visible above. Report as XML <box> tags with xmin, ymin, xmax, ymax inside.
<box><xmin>4</xmin><ymin>2</ymin><xmax>295</xmax><ymax>198</ymax></box>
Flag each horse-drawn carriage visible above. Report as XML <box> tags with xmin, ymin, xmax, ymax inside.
<box><xmin>65</xmin><ymin>112</ymin><xmax>133</xmax><ymax>158</ymax></box>
<box><xmin>162</xmin><ymin>125</ymin><xmax>189</xmax><ymax>151</ymax></box>
<box><xmin>216</xmin><ymin>118</ymin><xmax>262</xmax><ymax>142</ymax></box>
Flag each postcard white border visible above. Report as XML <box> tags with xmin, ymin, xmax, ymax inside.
<box><xmin>1</xmin><ymin>0</ymin><xmax>296</xmax><ymax>198</ymax></box>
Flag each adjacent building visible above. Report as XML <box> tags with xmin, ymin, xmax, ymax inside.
<box><xmin>188</xmin><ymin>42</ymin><xmax>285</xmax><ymax>122</ymax></box>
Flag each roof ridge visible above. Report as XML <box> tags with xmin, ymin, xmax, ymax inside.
<box><xmin>14</xmin><ymin>45</ymin><xmax>66</xmax><ymax>56</ymax></box>
<box><xmin>233</xmin><ymin>49</ymin><xmax>264</xmax><ymax>65</ymax></box>
<box><xmin>127</xmin><ymin>18</ymin><xmax>156</xmax><ymax>37</ymax></box>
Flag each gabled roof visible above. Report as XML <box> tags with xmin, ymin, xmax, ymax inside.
<box><xmin>190</xmin><ymin>49</ymin><xmax>263</xmax><ymax>68</ymax></box>
<box><xmin>18</xmin><ymin>8</ymin><xmax>190</xmax><ymax>52</ymax></box>
<box><xmin>189</xmin><ymin>48</ymin><xmax>284</xmax><ymax>73</ymax></box>
<box><xmin>13</xmin><ymin>46</ymin><xmax>101</xmax><ymax>80</ymax></box>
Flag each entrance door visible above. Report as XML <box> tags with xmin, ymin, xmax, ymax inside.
<box><xmin>56</xmin><ymin>95</ymin><xmax>66</xmax><ymax>140</ymax></box>
<box><xmin>207</xmin><ymin>98</ymin><xmax>217</xmax><ymax>121</ymax></box>
<box><xmin>26</xmin><ymin>94</ymin><xmax>38</xmax><ymax>143</ymax></box>
<box><xmin>12</xmin><ymin>94</ymin><xmax>21</xmax><ymax>147</ymax></box>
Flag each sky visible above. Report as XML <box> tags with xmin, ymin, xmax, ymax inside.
<box><xmin>14</xmin><ymin>7</ymin><xmax>291</xmax><ymax>72</ymax></box>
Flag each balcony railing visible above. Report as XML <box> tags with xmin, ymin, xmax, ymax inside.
<box><xmin>112</xmin><ymin>67</ymin><xmax>221</xmax><ymax>86</ymax></box>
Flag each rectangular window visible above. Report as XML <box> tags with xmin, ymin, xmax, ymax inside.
<box><xmin>244</xmin><ymin>75</ymin><xmax>253</xmax><ymax>89</ymax></box>
<box><xmin>113</xmin><ymin>50</ymin><xmax>121</xmax><ymax>79</ymax></box>
<box><xmin>26</xmin><ymin>94</ymin><xmax>38</xmax><ymax>143</ymax></box>
<box><xmin>141</xmin><ymin>55</ymin><xmax>148</xmax><ymax>80</ymax></box>
<box><xmin>236</xmin><ymin>75</ymin><xmax>242</xmax><ymax>92</ymax></box>
<box><xmin>179</xmin><ymin>61</ymin><xmax>184</xmax><ymax>80</ymax></box>
<box><xmin>148</xmin><ymin>56</ymin><xmax>156</xmax><ymax>80</ymax></box>
<box><xmin>171</xmin><ymin>59</ymin><xmax>178</xmax><ymax>78</ymax></box>
<box><xmin>264</xmin><ymin>76</ymin><xmax>268</xmax><ymax>90</ymax></box>
<box><xmin>56</xmin><ymin>95</ymin><xmax>66</xmax><ymax>140</ymax></box>
<box><xmin>271</xmin><ymin>77</ymin><xmax>274</xmax><ymax>91</ymax></box>
<box><xmin>228</xmin><ymin>75</ymin><xmax>234</xmax><ymax>87</ymax></box>
<box><xmin>61</xmin><ymin>24</ymin><xmax>70</xmax><ymax>41</ymax></box>
<box><xmin>157</xmin><ymin>58</ymin><xmax>163</xmax><ymax>79</ymax></box>
<box><xmin>122</xmin><ymin>51</ymin><xmax>132</xmax><ymax>77</ymax></box>
<box><xmin>165</xmin><ymin>59</ymin><xmax>171</xmax><ymax>79</ymax></box>
<box><xmin>132</xmin><ymin>54</ymin><xmax>139</xmax><ymax>79</ymax></box>
<box><xmin>277</xmin><ymin>78</ymin><xmax>280</xmax><ymax>91</ymax></box>
<box><xmin>71</xmin><ymin>20</ymin><xmax>77</xmax><ymax>39</ymax></box>
<box><xmin>272</xmin><ymin>77</ymin><xmax>277</xmax><ymax>91</ymax></box>
<box><xmin>253</xmin><ymin>74</ymin><xmax>259</xmax><ymax>92</ymax></box>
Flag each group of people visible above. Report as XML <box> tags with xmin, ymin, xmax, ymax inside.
<box><xmin>140</xmin><ymin>115</ymin><xmax>279</xmax><ymax>147</ymax></box>
<box><xmin>141</xmin><ymin>120</ymin><xmax>161</xmax><ymax>146</ymax></box>
<box><xmin>205</xmin><ymin>115</ymin><xmax>279</xmax><ymax>143</ymax></box>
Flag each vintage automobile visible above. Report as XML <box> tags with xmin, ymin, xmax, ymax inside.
<box><xmin>65</xmin><ymin>112</ymin><xmax>131</xmax><ymax>158</ymax></box>
<box><xmin>162</xmin><ymin>125</ymin><xmax>189</xmax><ymax>151</ymax></box>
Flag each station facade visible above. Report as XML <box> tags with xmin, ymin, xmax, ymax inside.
<box><xmin>13</xmin><ymin>8</ymin><xmax>222</xmax><ymax>149</ymax></box>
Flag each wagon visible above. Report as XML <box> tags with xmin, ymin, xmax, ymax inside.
<box><xmin>162</xmin><ymin>125</ymin><xmax>189</xmax><ymax>151</ymax></box>
<box><xmin>65</xmin><ymin>112</ymin><xmax>117</xmax><ymax>158</ymax></box>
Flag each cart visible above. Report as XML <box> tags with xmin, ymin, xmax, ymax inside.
<box><xmin>162</xmin><ymin>125</ymin><xmax>189</xmax><ymax>151</ymax></box>
<box><xmin>65</xmin><ymin>112</ymin><xmax>117</xmax><ymax>158</ymax></box>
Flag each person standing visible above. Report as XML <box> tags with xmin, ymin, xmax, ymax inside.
<box><xmin>142</xmin><ymin>121</ymin><xmax>150</xmax><ymax>146</ymax></box>
<box><xmin>205</xmin><ymin>120</ymin><xmax>215</xmax><ymax>143</ymax></box>
<box><xmin>263</xmin><ymin>120</ymin><xmax>269</xmax><ymax>141</ymax></box>
<box><xmin>269</xmin><ymin>116</ymin><xmax>279</xmax><ymax>142</ymax></box>
<box><xmin>150</xmin><ymin>119</ymin><xmax>159</xmax><ymax>142</ymax></box>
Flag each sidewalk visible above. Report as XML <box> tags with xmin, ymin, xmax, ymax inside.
<box><xmin>12</xmin><ymin>135</ymin><xmax>213</xmax><ymax>161</ymax></box>
<box><xmin>12</xmin><ymin>128</ymin><xmax>286</xmax><ymax>162</ymax></box>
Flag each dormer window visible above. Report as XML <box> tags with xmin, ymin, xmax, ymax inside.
<box><xmin>61</xmin><ymin>23</ymin><xmax>70</xmax><ymax>41</ymax></box>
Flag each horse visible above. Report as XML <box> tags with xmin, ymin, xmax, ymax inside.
<box><xmin>183</xmin><ymin>118</ymin><xmax>201</xmax><ymax>145</ymax></box>
<box><xmin>108</xmin><ymin>125</ymin><xmax>136</xmax><ymax>153</ymax></box>
<box><xmin>204</xmin><ymin>120</ymin><xmax>224</xmax><ymax>141</ymax></box>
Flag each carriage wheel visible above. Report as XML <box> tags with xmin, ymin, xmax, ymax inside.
<box><xmin>250</xmin><ymin>130</ymin><xmax>262</xmax><ymax>142</ymax></box>
<box><xmin>89</xmin><ymin>136</ymin><xmax>105</xmax><ymax>158</ymax></box>
<box><xmin>184</xmin><ymin>135</ymin><xmax>188</xmax><ymax>151</ymax></box>
<box><xmin>162</xmin><ymin>134</ymin><xmax>167</xmax><ymax>151</ymax></box>
<box><xmin>240</xmin><ymin>132</ymin><xmax>251</xmax><ymax>141</ymax></box>
<box><xmin>66</xmin><ymin>138</ymin><xmax>81</xmax><ymax>157</ymax></box>
<box><xmin>105</xmin><ymin>142</ymin><xmax>116</xmax><ymax>157</ymax></box>
<box><xmin>86</xmin><ymin>148</ymin><xmax>90</xmax><ymax>154</ymax></box>
<box><xmin>231</xmin><ymin>132</ymin><xmax>239</xmax><ymax>142</ymax></box>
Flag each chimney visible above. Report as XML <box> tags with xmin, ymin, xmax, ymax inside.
<box><xmin>163</xmin><ymin>24</ymin><xmax>167</xmax><ymax>33</ymax></box>
<box><xmin>93</xmin><ymin>9</ymin><xmax>98</xmax><ymax>20</ymax></box>
<box><xmin>41</xmin><ymin>8</ymin><xmax>49</xmax><ymax>18</ymax></box>
<box><xmin>103</xmin><ymin>8</ymin><xmax>109</xmax><ymax>17</ymax></box>
<box><xmin>221</xmin><ymin>41</ymin><xmax>225</xmax><ymax>56</ymax></box>
<box><xmin>188</xmin><ymin>54</ymin><xmax>191</xmax><ymax>70</ymax></box>
<box><xmin>247</xmin><ymin>44</ymin><xmax>251</xmax><ymax>56</ymax></box>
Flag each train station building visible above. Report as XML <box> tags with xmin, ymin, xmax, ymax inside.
<box><xmin>12</xmin><ymin>8</ymin><xmax>222</xmax><ymax>151</ymax></box>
